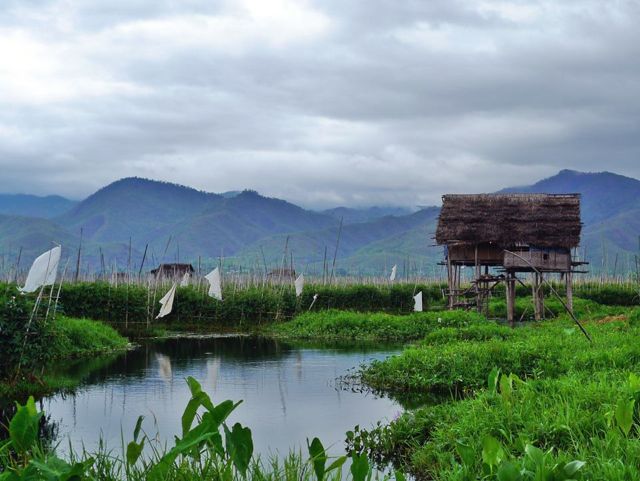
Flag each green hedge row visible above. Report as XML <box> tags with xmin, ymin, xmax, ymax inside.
<box><xmin>50</xmin><ymin>282</ymin><xmax>448</xmax><ymax>329</ymax></box>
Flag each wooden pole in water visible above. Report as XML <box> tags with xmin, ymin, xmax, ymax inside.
<box><xmin>329</xmin><ymin>217</ymin><xmax>343</xmax><ymax>285</ymax></box>
<box><xmin>74</xmin><ymin>228</ymin><xmax>83</xmax><ymax>283</ymax></box>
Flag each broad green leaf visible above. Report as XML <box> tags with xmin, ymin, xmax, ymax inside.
<box><xmin>394</xmin><ymin>470</ymin><xmax>407</xmax><ymax>481</ymax></box>
<box><xmin>126</xmin><ymin>439</ymin><xmax>144</xmax><ymax>466</ymax></box>
<box><xmin>488</xmin><ymin>368</ymin><xmax>501</xmax><ymax>393</ymax></box>
<box><xmin>224</xmin><ymin>423</ymin><xmax>253</xmax><ymax>475</ymax></box>
<box><xmin>497</xmin><ymin>461</ymin><xmax>522</xmax><ymax>481</ymax></box>
<box><xmin>563</xmin><ymin>460</ymin><xmax>586</xmax><ymax>476</ymax></box>
<box><xmin>308</xmin><ymin>437</ymin><xmax>327</xmax><ymax>481</ymax></box>
<box><xmin>350</xmin><ymin>453</ymin><xmax>370</xmax><ymax>481</ymax></box>
<box><xmin>133</xmin><ymin>415</ymin><xmax>144</xmax><ymax>442</ymax></box>
<box><xmin>455</xmin><ymin>440</ymin><xmax>475</xmax><ymax>466</ymax></box>
<box><xmin>29</xmin><ymin>457</ymin><xmax>93</xmax><ymax>481</ymax></box>
<box><xmin>499</xmin><ymin>374</ymin><xmax>513</xmax><ymax>403</ymax></box>
<box><xmin>524</xmin><ymin>444</ymin><xmax>545</xmax><ymax>466</ymax></box>
<box><xmin>9</xmin><ymin>396</ymin><xmax>42</xmax><ymax>454</ymax></box>
<box><xmin>482</xmin><ymin>436</ymin><xmax>504</xmax><ymax>468</ymax></box>
<box><xmin>327</xmin><ymin>456</ymin><xmax>347</xmax><ymax>473</ymax></box>
<box><xmin>615</xmin><ymin>398</ymin><xmax>635</xmax><ymax>436</ymax></box>
<box><xmin>629</xmin><ymin>373</ymin><xmax>640</xmax><ymax>392</ymax></box>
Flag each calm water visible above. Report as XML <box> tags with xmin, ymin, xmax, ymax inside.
<box><xmin>41</xmin><ymin>336</ymin><xmax>401</xmax><ymax>457</ymax></box>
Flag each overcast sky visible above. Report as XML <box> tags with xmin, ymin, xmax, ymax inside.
<box><xmin>1</xmin><ymin>0</ymin><xmax>639</xmax><ymax>207</ymax></box>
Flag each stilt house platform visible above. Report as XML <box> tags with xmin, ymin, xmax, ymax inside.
<box><xmin>435</xmin><ymin>193</ymin><xmax>586</xmax><ymax>323</ymax></box>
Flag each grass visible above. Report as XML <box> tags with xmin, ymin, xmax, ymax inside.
<box><xmin>268</xmin><ymin>309</ymin><xmax>485</xmax><ymax>341</ymax></box>
<box><xmin>352</xmin><ymin>304</ymin><xmax>640</xmax><ymax>480</ymax></box>
<box><xmin>0</xmin><ymin>316</ymin><xmax>128</xmax><ymax>400</ymax></box>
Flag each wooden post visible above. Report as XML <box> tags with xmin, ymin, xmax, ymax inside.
<box><xmin>506</xmin><ymin>272</ymin><xmax>515</xmax><ymax>325</ymax></box>
<box><xmin>533</xmin><ymin>272</ymin><xmax>545</xmax><ymax>320</ymax></box>
<box><xmin>447</xmin><ymin>252</ymin><xmax>454</xmax><ymax>309</ymax></box>
<box><xmin>565</xmin><ymin>271</ymin><xmax>573</xmax><ymax>314</ymax></box>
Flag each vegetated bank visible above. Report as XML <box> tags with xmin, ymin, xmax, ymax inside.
<box><xmin>269</xmin><ymin>310</ymin><xmax>484</xmax><ymax>341</ymax></box>
<box><xmin>0</xmin><ymin>284</ymin><xmax>128</xmax><ymax>400</ymax></box>
<box><xmin>353</xmin><ymin>304</ymin><xmax>640</xmax><ymax>480</ymax></box>
<box><xmin>39</xmin><ymin>280</ymin><xmax>639</xmax><ymax>334</ymax></box>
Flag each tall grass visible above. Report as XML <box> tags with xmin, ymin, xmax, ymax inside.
<box><xmin>269</xmin><ymin>310</ymin><xmax>485</xmax><ymax>341</ymax></box>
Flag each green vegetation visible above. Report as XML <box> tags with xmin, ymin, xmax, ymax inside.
<box><xmin>50</xmin><ymin>282</ymin><xmax>448</xmax><ymax>331</ymax></box>
<box><xmin>353</xmin><ymin>305</ymin><xmax>640</xmax><ymax>479</ymax></box>
<box><xmin>1</xmin><ymin>284</ymin><xmax>128</xmax><ymax>400</ymax></box>
<box><xmin>0</xmin><ymin>377</ymin><xmax>406</xmax><ymax>481</ymax></box>
<box><xmin>270</xmin><ymin>309</ymin><xmax>483</xmax><ymax>341</ymax></box>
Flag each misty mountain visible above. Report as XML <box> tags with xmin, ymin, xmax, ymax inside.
<box><xmin>0</xmin><ymin>170</ymin><xmax>639</xmax><ymax>275</ymax></box>
<box><xmin>321</xmin><ymin>206</ymin><xmax>414</xmax><ymax>224</ymax></box>
<box><xmin>0</xmin><ymin>194</ymin><xmax>77</xmax><ymax>219</ymax></box>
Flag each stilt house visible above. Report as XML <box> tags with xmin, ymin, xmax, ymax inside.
<box><xmin>435</xmin><ymin>193</ymin><xmax>586</xmax><ymax>322</ymax></box>
<box><xmin>151</xmin><ymin>263</ymin><xmax>195</xmax><ymax>280</ymax></box>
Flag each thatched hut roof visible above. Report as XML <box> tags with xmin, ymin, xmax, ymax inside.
<box><xmin>435</xmin><ymin>194</ymin><xmax>581</xmax><ymax>249</ymax></box>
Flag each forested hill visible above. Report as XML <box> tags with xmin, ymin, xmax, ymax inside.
<box><xmin>0</xmin><ymin>170</ymin><xmax>638</xmax><ymax>275</ymax></box>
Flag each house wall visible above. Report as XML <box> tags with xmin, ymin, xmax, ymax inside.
<box><xmin>448</xmin><ymin>244</ymin><xmax>503</xmax><ymax>265</ymax></box>
<box><xmin>503</xmin><ymin>248</ymin><xmax>571</xmax><ymax>271</ymax></box>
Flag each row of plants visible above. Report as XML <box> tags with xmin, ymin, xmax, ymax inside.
<box><xmin>42</xmin><ymin>282</ymin><xmax>448</xmax><ymax>330</ymax></box>
<box><xmin>0</xmin><ymin>377</ymin><xmax>406</xmax><ymax>481</ymax></box>
<box><xmin>9</xmin><ymin>280</ymin><xmax>635</xmax><ymax>333</ymax></box>
<box><xmin>269</xmin><ymin>309</ymin><xmax>485</xmax><ymax>341</ymax></box>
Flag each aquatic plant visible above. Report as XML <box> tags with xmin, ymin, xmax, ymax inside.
<box><xmin>0</xmin><ymin>377</ymin><xmax>406</xmax><ymax>481</ymax></box>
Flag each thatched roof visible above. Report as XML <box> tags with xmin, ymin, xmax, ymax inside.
<box><xmin>435</xmin><ymin>194</ymin><xmax>581</xmax><ymax>248</ymax></box>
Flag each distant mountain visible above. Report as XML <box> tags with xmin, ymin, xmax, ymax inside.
<box><xmin>0</xmin><ymin>194</ymin><xmax>77</xmax><ymax>218</ymax></box>
<box><xmin>501</xmin><ymin>169</ymin><xmax>640</xmax><ymax>224</ymax></box>
<box><xmin>321</xmin><ymin>206</ymin><xmax>413</xmax><ymax>224</ymax></box>
<box><xmin>55</xmin><ymin>179</ymin><xmax>337</xmax><ymax>265</ymax></box>
<box><xmin>1</xmin><ymin>170</ymin><xmax>639</xmax><ymax>276</ymax></box>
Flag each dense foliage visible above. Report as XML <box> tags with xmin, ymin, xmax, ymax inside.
<box><xmin>270</xmin><ymin>309</ymin><xmax>484</xmax><ymax>341</ymax></box>
<box><xmin>49</xmin><ymin>282</ymin><xmax>447</xmax><ymax>330</ymax></box>
<box><xmin>0</xmin><ymin>285</ymin><xmax>56</xmax><ymax>378</ymax></box>
<box><xmin>355</xmin><ymin>306</ymin><xmax>640</xmax><ymax>480</ymax></box>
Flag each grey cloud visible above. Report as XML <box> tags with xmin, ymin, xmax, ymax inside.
<box><xmin>0</xmin><ymin>0</ymin><xmax>639</xmax><ymax>207</ymax></box>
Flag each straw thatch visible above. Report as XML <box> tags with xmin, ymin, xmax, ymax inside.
<box><xmin>435</xmin><ymin>193</ymin><xmax>581</xmax><ymax>249</ymax></box>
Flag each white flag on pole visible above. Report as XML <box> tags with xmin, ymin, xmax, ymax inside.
<box><xmin>413</xmin><ymin>291</ymin><xmax>423</xmax><ymax>312</ymax></box>
<box><xmin>180</xmin><ymin>272</ymin><xmax>190</xmax><ymax>287</ymax></box>
<box><xmin>205</xmin><ymin>267</ymin><xmax>223</xmax><ymax>301</ymax></box>
<box><xmin>389</xmin><ymin>264</ymin><xmax>397</xmax><ymax>282</ymax></box>
<box><xmin>294</xmin><ymin>273</ymin><xmax>304</xmax><ymax>297</ymax></box>
<box><xmin>20</xmin><ymin>246</ymin><xmax>62</xmax><ymax>293</ymax></box>
<box><xmin>156</xmin><ymin>282</ymin><xmax>178</xmax><ymax>319</ymax></box>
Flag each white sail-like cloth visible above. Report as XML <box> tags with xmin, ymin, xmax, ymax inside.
<box><xmin>180</xmin><ymin>272</ymin><xmax>190</xmax><ymax>287</ymax></box>
<box><xmin>205</xmin><ymin>267</ymin><xmax>223</xmax><ymax>301</ymax></box>
<box><xmin>389</xmin><ymin>265</ymin><xmax>397</xmax><ymax>282</ymax></box>
<box><xmin>294</xmin><ymin>273</ymin><xmax>304</xmax><ymax>297</ymax></box>
<box><xmin>20</xmin><ymin>246</ymin><xmax>62</xmax><ymax>293</ymax></box>
<box><xmin>413</xmin><ymin>291</ymin><xmax>423</xmax><ymax>312</ymax></box>
<box><xmin>156</xmin><ymin>282</ymin><xmax>177</xmax><ymax>319</ymax></box>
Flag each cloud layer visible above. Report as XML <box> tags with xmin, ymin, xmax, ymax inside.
<box><xmin>1</xmin><ymin>0</ymin><xmax>639</xmax><ymax>207</ymax></box>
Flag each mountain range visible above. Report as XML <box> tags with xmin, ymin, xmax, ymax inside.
<box><xmin>0</xmin><ymin>169</ymin><xmax>638</xmax><ymax>276</ymax></box>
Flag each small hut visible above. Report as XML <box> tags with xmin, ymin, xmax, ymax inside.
<box><xmin>435</xmin><ymin>193</ymin><xmax>586</xmax><ymax>322</ymax></box>
<box><xmin>151</xmin><ymin>263</ymin><xmax>195</xmax><ymax>280</ymax></box>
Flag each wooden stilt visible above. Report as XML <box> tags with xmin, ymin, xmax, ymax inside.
<box><xmin>565</xmin><ymin>271</ymin><xmax>573</xmax><ymax>314</ymax></box>
<box><xmin>506</xmin><ymin>272</ymin><xmax>515</xmax><ymax>325</ymax></box>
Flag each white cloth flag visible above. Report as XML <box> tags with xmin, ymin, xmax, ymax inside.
<box><xmin>205</xmin><ymin>267</ymin><xmax>223</xmax><ymax>301</ymax></box>
<box><xmin>20</xmin><ymin>246</ymin><xmax>62</xmax><ymax>293</ymax></box>
<box><xmin>294</xmin><ymin>273</ymin><xmax>304</xmax><ymax>297</ymax></box>
<box><xmin>413</xmin><ymin>291</ymin><xmax>423</xmax><ymax>312</ymax></box>
<box><xmin>180</xmin><ymin>272</ymin><xmax>190</xmax><ymax>287</ymax></box>
<box><xmin>389</xmin><ymin>265</ymin><xmax>397</xmax><ymax>282</ymax></box>
<box><xmin>156</xmin><ymin>282</ymin><xmax>177</xmax><ymax>319</ymax></box>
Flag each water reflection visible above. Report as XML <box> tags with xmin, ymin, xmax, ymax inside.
<box><xmin>40</xmin><ymin>336</ymin><xmax>400</xmax><ymax>457</ymax></box>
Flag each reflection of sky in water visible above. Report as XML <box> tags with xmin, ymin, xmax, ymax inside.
<box><xmin>43</xmin><ymin>337</ymin><xmax>400</xmax><ymax>457</ymax></box>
